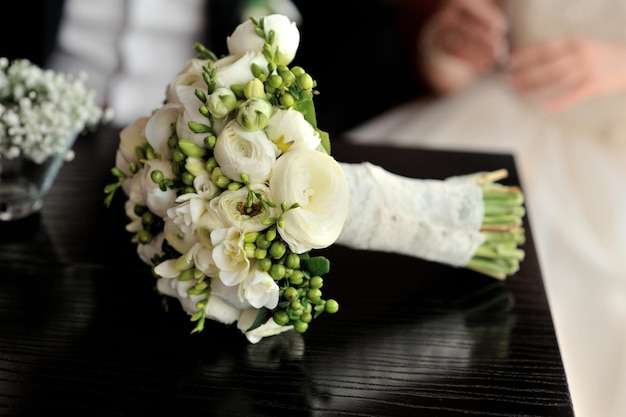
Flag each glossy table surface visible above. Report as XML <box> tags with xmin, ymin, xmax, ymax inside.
<box><xmin>0</xmin><ymin>127</ymin><xmax>575</xmax><ymax>416</ymax></box>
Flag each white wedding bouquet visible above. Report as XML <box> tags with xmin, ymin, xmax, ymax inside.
<box><xmin>105</xmin><ymin>14</ymin><xmax>525</xmax><ymax>343</ymax></box>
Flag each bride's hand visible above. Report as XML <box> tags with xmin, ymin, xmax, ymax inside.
<box><xmin>419</xmin><ymin>0</ymin><xmax>508</xmax><ymax>93</ymax></box>
<box><xmin>427</xmin><ymin>0</ymin><xmax>507</xmax><ymax>70</ymax></box>
<box><xmin>507</xmin><ymin>38</ymin><xmax>626</xmax><ymax>112</ymax></box>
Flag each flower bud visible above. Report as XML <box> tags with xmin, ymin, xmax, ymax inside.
<box><xmin>237</xmin><ymin>97</ymin><xmax>273</xmax><ymax>131</ymax></box>
<box><xmin>243</xmin><ymin>78</ymin><xmax>265</xmax><ymax>99</ymax></box>
<box><xmin>178</xmin><ymin>139</ymin><xmax>207</xmax><ymax>158</ymax></box>
<box><xmin>207</xmin><ymin>87</ymin><xmax>237</xmax><ymax>119</ymax></box>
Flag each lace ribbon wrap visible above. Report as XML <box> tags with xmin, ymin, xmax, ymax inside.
<box><xmin>336</xmin><ymin>162</ymin><xmax>485</xmax><ymax>267</ymax></box>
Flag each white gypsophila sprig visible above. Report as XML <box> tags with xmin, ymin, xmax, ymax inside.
<box><xmin>0</xmin><ymin>57</ymin><xmax>111</xmax><ymax>164</ymax></box>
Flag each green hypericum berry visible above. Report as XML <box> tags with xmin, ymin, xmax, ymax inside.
<box><xmin>283</xmin><ymin>286</ymin><xmax>298</xmax><ymax>301</ymax></box>
<box><xmin>285</xmin><ymin>253</ymin><xmax>300</xmax><ymax>269</ymax></box>
<box><xmin>258</xmin><ymin>257</ymin><xmax>272</xmax><ymax>272</ymax></box>
<box><xmin>307</xmin><ymin>288</ymin><xmax>322</xmax><ymax>301</ymax></box>
<box><xmin>309</xmin><ymin>275</ymin><xmax>323</xmax><ymax>289</ymax></box>
<box><xmin>290</xmin><ymin>300</ymin><xmax>304</xmax><ymax>316</ymax></box>
<box><xmin>254</xmin><ymin>248</ymin><xmax>267</xmax><ymax>259</ymax></box>
<box><xmin>255</xmin><ymin>233</ymin><xmax>271</xmax><ymax>249</ymax></box>
<box><xmin>325</xmin><ymin>299</ymin><xmax>339</xmax><ymax>314</ymax></box>
<box><xmin>293</xmin><ymin>320</ymin><xmax>308</xmax><ymax>333</ymax></box>
<box><xmin>269</xmin><ymin>241</ymin><xmax>286</xmax><ymax>259</ymax></box>
<box><xmin>150</xmin><ymin>169</ymin><xmax>164</xmax><ymax>184</ymax></box>
<box><xmin>273</xmin><ymin>310</ymin><xmax>290</xmax><ymax>326</ymax></box>
<box><xmin>172</xmin><ymin>149</ymin><xmax>186</xmax><ymax>162</ymax></box>
<box><xmin>288</xmin><ymin>270</ymin><xmax>304</xmax><ymax>285</ymax></box>
<box><xmin>269</xmin><ymin>263</ymin><xmax>285</xmax><ymax>280</ymax></box>
<box><xmin>299</xmin><ymin>312</ymin><xmax>312</xmax><ymax>323</ymax></box>
<box><xmin>280</xmin><ymin>93</ymin><xmax>295</xmax><ymax>107</ymax></box>
<box><xmin>181</xmin><ymin>171</ymin><xmax>194</xmax><ymax>186</ymax></box>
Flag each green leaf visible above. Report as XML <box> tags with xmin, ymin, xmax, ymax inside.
<box><xmin>301</xmin><ymin>256</ymin><xmax>330</xmax><ymax>276</ymax></box>
<box><xmin>246</xmin><ymin>307</ymin><xmax>272</xmax><ymax>332</ymax></box>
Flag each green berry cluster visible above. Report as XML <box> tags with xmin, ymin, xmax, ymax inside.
<box><xmin>243</xmin><ymin>226</ymin><xmax>339</xmax><ymax>334</ymax></box>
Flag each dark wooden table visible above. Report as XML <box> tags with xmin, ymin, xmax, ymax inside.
<box><xmin>0</xmin><ymin>127</ymin><xmax>575</xmax><ymax>416</ymax></box>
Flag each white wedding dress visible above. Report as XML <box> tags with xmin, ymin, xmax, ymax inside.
<box><xmin>346</xmin><ymin>1</ymin><xmax>626</xmax><ymax>417</ymax></box>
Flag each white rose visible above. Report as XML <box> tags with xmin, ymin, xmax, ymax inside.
<box><xmin>214</xmin><ymin>120</ymin><xmax>278</xmax><ymax>183</ymax></box>
<box><xmin>265</xmin><ymin>108</ymin><xmax>320</xmax><ymax>154</ymax></box>
<box><xmin>145</xmin><ymin>103</ymin><xmax>181</xmax><ymax>159</ymax></box>
<box><xmin>200</xmin><ymin>184</ymin><xmax>276</xmax><ymax>233</ymax></box>
<box><xmin>165</xmin><ymin>58</ymin><xmax>209</xmax><ymax>105</ymax></box>
<box><xmin>269</xmin><ymin>150</ymin><xmax>350</xmax><ymax>253</ymax></box>
<box><xmin>227</xmin><ymin>14</ymin><xmax>300</xmax><ymax>66</ymax></box>
<box><xmin>237</xmin><ymin>308</ymin><xmax>293</xmax><ymax>344</ymax></box>
<box><xmin>214</xmin><ymin>52</ymin><xmax>268</xmax><ymax>89</ymax></box>
<box><xmin>211</xmin><ymin>226</ymin><xmax>251</xmax><ymax>286</ymax></box>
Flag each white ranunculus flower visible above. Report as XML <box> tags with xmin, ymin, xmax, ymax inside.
<box><xmin>213</xmin><ymin>52</ymin><xmax>268</xmax><ymax>89</ymax></box>
<box><xmin>200</xmin><ymin>184</ymin><xmax>275</xmax><ymax>233</ymax></box>
<box><xmin>211</xmin><ymin>226</ymin><xmax>251</xmax><ymax>287</ymax></box>
<box><xmin>165</xmin><ymin>58</ymin><xmax>209</xmax><ymax>105</ymax></box>
<box><xmin>145</xmin><ymin>103</ymin><xmax>181</xmax><ymax>159</ymax></box>
<box><xmin>265</xmin><ymin>108</ymin><xmax>321</xmax><ymax>154</ymax></box>
<box><xmin>269</xmin><ymin>150</ymin><xmax>350</xmax><ymax>253</ymax></box>
<box><xmin>227</xmin><ymin>14</ymin><xmax>300</xmax><ymax>66</ymax></box>
<box><xmin>137</xmin><ymin>159</ymin><xmax>178</xmax><ymax>218</ymax></box>
<box><xmin>237</xmin><ymin>308</ymin><xmax>293</xmax><ymax>344</ymax></box>
<box><xmin>214</xmin><ymin>120</ymin><xmax>278</xmax><ymax>183</ymax></box>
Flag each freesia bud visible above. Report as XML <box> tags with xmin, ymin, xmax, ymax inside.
<box><xmin>244</xmin><ymin>78</ymin><xmax>265</xmax><ymax>99</ymax></box>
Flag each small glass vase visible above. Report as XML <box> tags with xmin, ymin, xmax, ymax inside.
<box><xmin>0</xmin><ymin>135</ymin><xmax>78</xmax><ymax>221</ymax></box>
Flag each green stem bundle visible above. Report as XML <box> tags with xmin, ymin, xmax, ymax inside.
<box><xmin>466</xmin><ymin>169</ymin><xmax>526</xmax><ymax>280</ymax></box>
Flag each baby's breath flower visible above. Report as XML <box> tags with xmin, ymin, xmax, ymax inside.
<box><xmin>0</xmin><ymin>58</ymin><xmax>110</xmax><ymax>164</ymax></box>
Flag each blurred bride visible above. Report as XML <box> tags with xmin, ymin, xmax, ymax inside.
<box><xmin>346</xmin><ymin>1</ymin><xmax>626</xmax><ymax>417</ymax></box>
